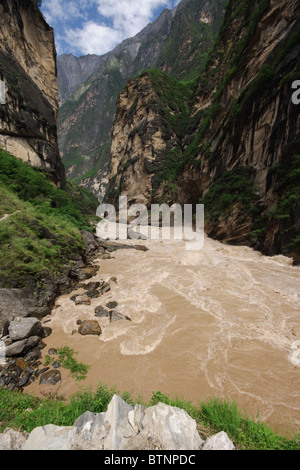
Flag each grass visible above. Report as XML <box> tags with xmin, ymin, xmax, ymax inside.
<box><xmin>198</xmin><ymin>167</ymin><xmax>261</xmax><ymax>226</ymax></box>
<box><xmin>266</xmin><ymin>154</ymin><xmax>300</xmax><ymax>253</ymax></box>
<box><xmin>0</xmin><ymin>150</ymin><xmax>99</xmax><ymax>284</ymax></box>
<box><xmin>0</xmin><ymin>386</ymin><xmax>299</xmax><ymax>450</ymax></box>
<box><xmin>0</xmin><ymin>149</ymin><xmax>98</xmax><ymax>231</ymax></box>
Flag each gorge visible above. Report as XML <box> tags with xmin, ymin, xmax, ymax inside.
<box><xmin>0</xmin><ymin>0</ymin><xmax>299</xmax><ymax>448</ymax></box>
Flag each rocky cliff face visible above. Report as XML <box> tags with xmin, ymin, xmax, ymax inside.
<box><xmin>57</xmin><ymin>0</ymin><xmax>227</xmax><ymax>198</ymax></box>
<box><xmin>0</xmin><ymin>0</ymin><xmax>65</xmax><ymax>186</ymax></box>
<box><xmin>107</xmin><ymin>0</ymin><xmax>300</xmax><ymax>261</ymax></box>
<box><xmin>107</xmin><ymin>70</ymin><xmax>191</xmax><ymax>206</ymax></box>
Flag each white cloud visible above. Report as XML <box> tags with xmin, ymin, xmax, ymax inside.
<box><xmin>65</xmin><ymin>21</ymin><xmax>124</xmax><ymax>56</ymax></box>
<box><xmin>94</xmin><ymin>0</ymin><xmax>173</xmax><ymax>38</ymax></box>
<box><xmin>42</xmin><ymin>0</ymin><xmax>180</xmax><ymax>56</ymax></box>
<box><xmin>42</xmin><ymin>0</ymin><xmax>87</xmax><ymax>25</ymax></box>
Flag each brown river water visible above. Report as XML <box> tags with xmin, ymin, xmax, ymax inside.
<box><xmin>27</xmin><ymin>231</ymin><xmax>300</xmax><ymax>434</ymax></box>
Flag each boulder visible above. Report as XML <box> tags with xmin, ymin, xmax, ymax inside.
<box><xmin>56</xmin><ymin>276</ymin><xmax>72</xmax><ymax>295</ymax></box>
<box><xmin>202</xmin><ymin>431</ymin><xmax>235</xmax><ymax>450</ymax></box>
<box><xmin>8</xmin><ymin>317</ymin><xmax>44</xmax><ymax>342</ymax></box>
<box><xmin>84</xmin><ymin>282</ymin><xmax>101</xmax><ymax>290</ymax></box>
<box><xmin>103</xmin><ymin>394</ymin><xmax>135</xmax><ymax>450</ymax></box>
<box><xmin>106</xmin><ymin>301</ymin><xmax>118</xmax><ymax>309</ymax></box>
<box><xmin>78</xmin><ymin>320</ymin><xmax>101</xmax><ymax>336</ymax></box>
<box><xmin>0</xmin><ymin>289</ymin><xmax>41</xmax><ymax>333</ymax></box>
<box><xmin>5</xmin><ymin>336</ymin><xmax>42</xmax><ymax>357</ymax></box>
<box><xmin>77</xmin><ymin>267</ymin><xmax>99</xmax><ymax>281</ymax></box>
<box><xmin>81</xmin><ymin>231</ymin><xmax>100</xmax><ymax>256</ymax></box>
<box><xmin>39</xmin><ymin>369</ymin><xmax>61</xmax><ymax>386</ymax></box>
<box><xmin>139</xmin><ymin>402</ymin><xmax>203</xmax><ymax>450</ymax></box>
<box><xmin>73</xmin><ymin>411</ymin><xmax>107</xmax><ymax>449</ymax></box>
<box><xmin>75</xmin><ymin>295</ymin><xmax>91</xmax><ymax>306</ymax></box>
<box><xmin>23</xmin><ymin>425</ymin><xmax>78</xmax><ymax>451</ymax></box>
<box><xmin>99</xmin><ymin>282</ymin><xmax>111</xmax><ymax>295</ymax></box>
<box><xmin>18</xmin><ymin>368</ymin><xmax>33</xmax><ymax>387</ymax></box>
<box><xmin>0</xmin><ymin>428</ymin><xmax>29</xmax><ymax>450</ymax></box>
<box><xmin>95</xmin><ymin>308</ymin><xmax>110</xmax><ymax>318</ymax></box>
<box><xmin>85</xmin><ymin>289</ymin><xmax>100</xmax><ymax>299</ymax></box>
<box><xmin>74</xmin><ymin>395</ymin><xmax>202</xmax><ymax>451</ymax></box>
<box><xmin>110</xmin><ymin>311</ymin><xmax>131</xmax><ymax>323</ymax></box>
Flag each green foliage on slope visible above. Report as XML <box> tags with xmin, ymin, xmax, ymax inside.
<box><xmin>0</xmin><ymin>150</ymin><xmax>98</xmax><ymax>284</ymax></box>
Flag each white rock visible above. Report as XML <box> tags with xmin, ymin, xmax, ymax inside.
<box><xmin>22</xmin><ymin>424</ymin><xmax>78</xmax><ymax>450</ymax></box>
<box><xmin>0</xmin><ymin>428</ymin><xmax>28</xmax><ymax>450</ymax></box>
<box><xmin>202</xmin><ymin>431</ymin><xmax>235</xmax><ymax>450</ymax></box>
<box><xmin>140</xmin><ymin>402</ymin><xmax>203</xmax><ymax>450</ymax></box>
<box><xmin>73</xmin><ymin>410</ymin><xmax>107</xmax><ymax>449</ymax></box>
<box><xmin>103</xmin><ymin>394</ymin><xmax>134</xmax><ymax>450</ymax></box>
<box><xmin>8</xmin><ymin>317</ymin><xmax>44</xmax><ymax>342</ymax></box>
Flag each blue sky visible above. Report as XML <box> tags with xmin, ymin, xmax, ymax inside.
<box><xmin>41</xmin><ymin>0</ymin><xmax>181</xmax><ymax>57</ymax></box>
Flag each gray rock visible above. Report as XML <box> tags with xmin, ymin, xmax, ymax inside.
<box><xmin>73</xmin><ymin>411</ymin><xmax>107</xmax><ymax>449</ymax></box>
<box><xmin>81</xmin><ymin>231</ymin><xmax>100</xmax><ymax>256</ymax></box>
<box><xmin>0</xmin><ymin>428</ymin><xmax>29</xmax><ymax>450</ymax></box>
<box><xmin>84</xmin><ymin>282</ymin><xmax>101</xmax><ymax>290</ymax></box>
<box><xmin>139</xmin><ymin>402</ymin><xmax>203</xmax><ymax>450</ymax></box>
<box><xmin>56</xmin><ymin>276</ymin><xmax>71</xmax><ymax>294</ymax></box>
<box><xmin>75</xmin><ymin>295</ymin><xmax>91</xmax><ymax>306</ymax></box>
<box><xmin>18</xmin><ymin>370</ymin><xmax>32</xmax><ymax>387</ymax></box>
<box><xmin>85</xmin><ymin>289</ymin><xmax>100</xmax><ymax>299</ymax></box>
<box><xmin>95</xmin><ymin>308</ymin><xmax>110</xmax><ymax>318</ymax></box>
<box><xmin>99</xmin><ymin>282</ymin><xmax>111</xmax><ymax>295</ymax></box>
<box><xmin>109</xmin><ymin>311</ymin><xmax>131</xmax><ymax>323</ymax></box>
<box><xmin>0</xmin><ymin>289</ymin><xmax>41</xmax><ymax>333</ymax></box>
<box><xmin>5</xmin><ymin>336</ymin><xmax>41</xmax><ymax>357</ymax></box>
<box><xmin>106</xmin><ymin>301</ymin><xmax>118</xmax><ymax>309</ymax></box>
<box><xmin>127</xmin><ymin>404</ymin><xmax>147</xmax><ymax>434</ymax></box>
<box><xmin>39</xmin><ymin>369</ymin><xmax>61</xmax><ymax>386</ymax></box>
<box><xmin>74</xmin><ymin>395</ymin><xmax>202</xmax><ymax>451</ymax></box>
<box><xmin>8</xmin><ymin>317</ymin><xmax>44</xmax><ymax>342</ymax></box>
<box><xmin>103</xmin><ymin>394</ymin><xmax>134</xmax><ymax>450</ymax></box>
<box><xmin>22</xmin><ymin>424</ymin><xmax>78</xmax><ymax>450</ymax></box>
<box><xmin>78</xmin><ymin>320</ymin><xmax>102</xmax><ymax>336</ymax></box>
<box><xmin>202</xmin><ymin>431</ymin><xmax>235</xmax><ymax>450</ymax></box>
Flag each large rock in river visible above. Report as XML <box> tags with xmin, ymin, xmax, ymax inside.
<box><xmin>78</xmin><ymin>320</ymin><xmax>101</xmax><ymax>336</ymax></box>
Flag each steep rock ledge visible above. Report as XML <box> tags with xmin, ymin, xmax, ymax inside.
<box><xmin>107</xmin><ymin>72</ymin><xmax>184</xmax><ymax>206</ymax></box>
<box><xmin>0</xmin><ymin>0</ymin><xmax>65</xmax><ymax>187</ymax></box>
<box><xmin>106</xmin><ymin>0</ymin><xmax>300</xmax><ymax>261</ymax></box>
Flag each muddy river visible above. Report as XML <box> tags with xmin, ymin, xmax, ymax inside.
<box><xmin>27</xmin><ymin>232</ymin><xmax>300</xmax><ymax>434</ymax></box>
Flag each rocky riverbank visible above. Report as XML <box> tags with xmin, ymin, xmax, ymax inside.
<box><xmin>0</xmin><ymin>233</ymin><xmax>149</xmax><ymax>392</ymax></box>
<box><xmin>0</xmin><ymin>394</ymin><xmax>235</xmax><ymax>450</ymax></box>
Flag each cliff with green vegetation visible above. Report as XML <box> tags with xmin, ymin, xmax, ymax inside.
<box><xmin>57</xmin><ymin>0</ymin><xmax>228</xmax><ymax>198</ymax></box>
<box><xmin>0</xmin><ymin>0</ymin><xmax>99</xmax><ymax>325</ymax></box>
<box><xmin>107</xmin><ymin>0</ymin><xmax>300</xmax><ymax>262</ymax></box>
<box><xmin>0</xmin><ymin>0</ymin><xmax>65</xmax><ymax>187</ymax></box>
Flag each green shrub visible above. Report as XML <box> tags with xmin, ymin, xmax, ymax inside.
<box><xmin>0</xmin><ymin>151</ymin><xmax>100</xmax><ymax>283</ymax></box>
<box><xmin>44</xmin><ymin>346</ymin><xmax>90</xmax><ymax>382</ymax></box>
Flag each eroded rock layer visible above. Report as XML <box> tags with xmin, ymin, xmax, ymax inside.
<box><xmin>0</xmin><ymin>0</ymin><xmax>65</xmax><ymax>186</ymax></box>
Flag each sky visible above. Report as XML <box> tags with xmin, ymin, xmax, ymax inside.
<box><xmin>41</xmin><ymin>0</ymin><xmax>181</xmax><ymax>57</ymax></box>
